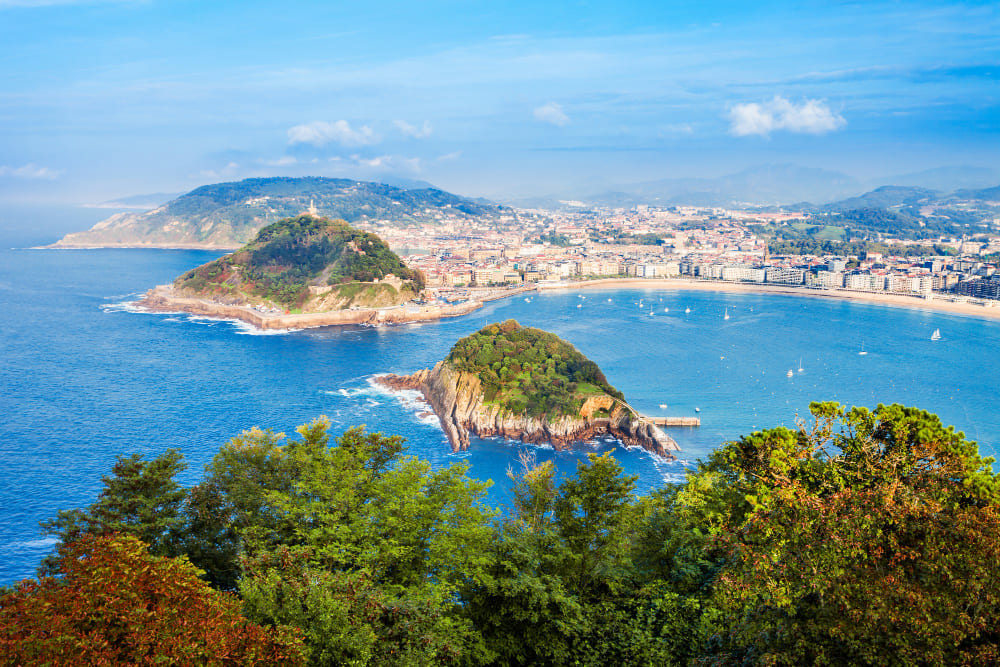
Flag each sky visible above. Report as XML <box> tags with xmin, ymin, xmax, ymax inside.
<box><xmin>0</xmin><ymin>0</ymin><xmax>997</xmax><ymax>204</ymax></box>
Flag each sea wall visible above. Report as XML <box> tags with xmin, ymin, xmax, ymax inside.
<box><xmin>378</xmin><ymin>361</ymin><xmax>679</xmax><ymax>459</ymax></box>
<box><xmin>137</xmin><ymin>285</ymin><xmax>481</xmax><ymax>330</ymax></box>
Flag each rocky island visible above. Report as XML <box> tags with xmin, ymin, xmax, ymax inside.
<box><xmin>379</xmin><ymin>320</ymin><xmax>679</xmax><ymax>458</ymax></box>
<box><xmin>138</xmin><ymin>214</ymin><xmax>480</xmax><ymax>329</ymax></box>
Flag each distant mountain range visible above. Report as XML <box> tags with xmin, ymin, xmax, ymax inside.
<box><xmin>546</xmin><ymin>164</ymin><xmax>1000</xmax><ymax>210</ymax></box>
<box><xmin>55</xmin><ymin>177</ymin><xmax>509</xmax><ymax>248</ymax></box>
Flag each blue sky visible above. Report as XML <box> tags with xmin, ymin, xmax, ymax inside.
<box><xmin>0</xmin><ymin>0</ymin><xmax>997</xmax><ymax>203</ymax></box>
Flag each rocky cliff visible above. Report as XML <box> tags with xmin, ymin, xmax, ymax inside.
<box><xmin>379</xmin><ymin>361</ymin><xmax>679</xmax><ymax>459</ymax></box>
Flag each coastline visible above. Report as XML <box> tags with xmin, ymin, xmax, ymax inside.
<box><xmin>137</xmin><ymin>285</ymin><xmax>483</xmax><ymax>330</ymax></box>
<box><xmin>538</xmin><ymin>278</ymin><xmax>1000</xmax><ymax>322</ymax></box>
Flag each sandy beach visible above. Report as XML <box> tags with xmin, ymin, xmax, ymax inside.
<box><xmin>538</xmin><ymin>278</ymin><xmax>1000</xmax><ymax>322</ymax></box>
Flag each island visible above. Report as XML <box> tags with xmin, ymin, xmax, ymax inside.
<box><xmin>137</xmin><ymin>214</ymin><xmax>481</xmax><ymax>329</ymax></box>
<box><xmin>378</xmin><ymin>320</ymin><xmax>680</xmax><ymax>458</ymax></box>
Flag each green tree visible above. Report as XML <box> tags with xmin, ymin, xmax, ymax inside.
<box><xmin>39</xmin><ymin>449</ymin><xmax>188</xmax><ymax>574</ymax></box>
<box><xmin>696</xmin><ymin>402</ymin><xmax>1000</xmax><ymax>665</ymax></box>
<box><xmin>239</xmin><ymin>420</ymin><xmax>496</xmax><ymax>665</ymax></box>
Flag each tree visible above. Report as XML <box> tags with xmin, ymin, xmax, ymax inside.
<box><xmin>0</xmin><ymin>534</ymin><xmax>303</xmax><ymax>665</ymax></box>
<box><xmin>183</xmin><ymin>427</ymin><xmax>300</xmax><ymax>590</ymax></box>
<box><xmin>39</xmin><ymin>449</ymin><xmax>188</xmax><ymax>574</ymax></box>
<box><xmin>696</xmin><ymin>402</ymin><xmax>1000</xmax><ymax>665</ymax></box>
<box><xmin>238</xmin><ymin>420</ymin><xmax>496</xmax><ymax>665</ymax></box>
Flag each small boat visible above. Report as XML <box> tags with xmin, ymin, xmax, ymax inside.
<box><xmin>664</xmin><ymin>307</ymin><xmax>669</xmax><ymax>313</ymax></box>
<box><xmin>577</xmin><ymin>303</ymin><xmax>582</xmax><ymax>308</ymax></box>
<box><xmin>694</xmin><ymin>407</ymin><xmax>700</xmax><ymax>413</ymax></box>
<box><xmin>786</xmin><ymin>369</ymin><xmax>794</xmax><ymax>378</ymax></box>
<box><xmin>859</xmin><ymin>342</ymin><xmax>867</xmax><ymax>356</ymax></box>
<box><xmin>659</xmin><ymin>403</ymin><xmax>667</xmax><ymax>409</ymax></box>
<box><xmin>524</xmin><ymin>297</ymin><xmax>530</xmax><ymax>302</ymax></box>
<box><xmin>798</xmin><ymin>358</ymin><xmax>803</xmax><ymax>373</ymax></box>
<box><xmin>685</xmin><ymin>307</ymin><xmax>691</xmax><ymax>313</ymax></box>
<box><xmin>649</xmin><ymin>309</ymin><xmax>655</xmax><ymax>316</ymax></box>
<box><xmin>931</xmin><ymin>328</ymin><xmax>941</xmax><ymax>341</ymax></box>
<box><xmin>607</xmin><ymin>298</ymin><xmax>612</xmax><ymax>302</ymax></box>
<box><xmin>724</xmin><ymin>307</ymin><xmax>730</xmax><ymax>320</ymax></box>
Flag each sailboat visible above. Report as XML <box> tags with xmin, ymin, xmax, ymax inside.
<box><xmin>798</xmin><ymin>358</ymin><xmax>803</xmax><ymax>373</ymax></box>
<box><xmin>786</xmin><ymin>369</ymin><xmax>794</xmax><ymax>378</ymax></box>
<box><xmin>859</xmin><ymin>342</ymin><xmax>868</xmax><ymax>356</ymax></box>
<box><xmin>664</xmin><ymin>307</ymin><xmax>669</xmax><ymax>313</ymax></box>
<box><xmin>685</xmin><ymin>307</ymin><xmax>691</xmax><ymax>313</ymax></box>
<box><xmin>724</xmin><ymin>307</ymin><xmax>730</xmax><ymax>320</ymax></box>
<box><xmin>931</xmin><ymin>328</ymin><xmax>941</xmax><ymax>341</ymax></box>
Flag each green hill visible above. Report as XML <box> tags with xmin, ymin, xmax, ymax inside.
<box><xmin>174</xmin><ymin>214</ymin><xmax>423</xmax><ymax>309</ymax></box>
<box><xmin>53</xmin><ymin>176</ymin><xmax>508</xmax><ymax>248</ymax></box>
<box><xmin>446</xmin><ymin>320</ymin><xmax>625</xmax><ymax>418</ymax></box>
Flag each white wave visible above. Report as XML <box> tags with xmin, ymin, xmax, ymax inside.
<box><xmin>364</xmin><ymin>376</ymin><xmax>443</xmax><ymax>427</ymax></box>
<box><xmin>10</xmin><ymin>536</ymin><xmax>58</xmax><ymax>550</ymax></box>
<box><xmin>228</xmin><ymin>319</ymin><xmax>299</xmax><ymax>335</ymax></box>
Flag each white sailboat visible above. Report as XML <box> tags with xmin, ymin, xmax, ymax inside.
<box><xmin>859</xmin><ymin>342</ymin><xmax>868</xmax><ymax>356</ymax></box>
<box><xmin>798</xmin><ymin>358</ymin><xmax>803</xmax><ymax>373</ymax></box>
<box><xmin>664</xmin><ymin>307</ymin><xmax>669</xmax><ymax>313</ymax></box>
<box><xmin>724</xmin><ymin>307</ymin><xmax>730</xmax><ymax>320</ymax></box>
<box><xmin>685</xmin><ymin>307</ymin><xmax>691</xmax><ymax>313</ymax></box>
<box><xmin>931</xmin><ymin>328</ymin><xmax>941</xmax><ymax>341</ymax></box>
<box><xmin>786</xmin><ymin>369</ymin><xmax>794</xmax><ymax>378</ymax></box>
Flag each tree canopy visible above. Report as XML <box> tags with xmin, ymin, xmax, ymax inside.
<box><xmin>447</xmin><ymin>319</ymin><xmax>625</xmax><ymax>417</ymax></box>
<box><xmin>176</xmin><ymin>214</ymin><xmax>423</xmax><ymax>306</ymax></box>
<box><xmin>11</xmin><ymin>402</ymin><xmax>1000</xmax><ymax>666</ymax></box>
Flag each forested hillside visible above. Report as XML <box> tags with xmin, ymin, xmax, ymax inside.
<box><xmin>175</xmin><ymin>214</ymin><xmax>423</xmax><ymax>308</ymax></box>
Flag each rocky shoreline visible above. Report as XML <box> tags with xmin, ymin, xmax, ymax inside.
<box><xmin>377</xmin><ymin>362</ymin><xmax>679</xmax><ymax>459</ymax></box>
<box><xmin>136</xmin><ymin>284</ymin><xmax>482</xmax><ymax>331</ymax></box>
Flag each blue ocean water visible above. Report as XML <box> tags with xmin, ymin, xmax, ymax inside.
<box><xmin>2</xmin><ymin>212</ymin><xmax>999</xmax><ymax>585</ymax></box>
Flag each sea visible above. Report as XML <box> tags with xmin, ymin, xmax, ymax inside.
<box><xmin>3</xmin><ymin>206</ymin><xmax>999</xmax><ymax>585</ymax></box>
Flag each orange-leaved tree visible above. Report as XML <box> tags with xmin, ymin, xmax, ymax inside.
<box><xmin>0</xmin><ymin>533</ymin><xmax>303</xmax><ymax>666</ymax></box>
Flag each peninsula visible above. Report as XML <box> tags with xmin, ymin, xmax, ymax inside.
<box><xmin>378</xmin><ymin>320</ymin><xmax>679</xmax><ymax>458</ymax></box>
<box><xmin>137</xmin><ymin>214</ymin><xmax>481</xmax><ymax>329</ymax></box>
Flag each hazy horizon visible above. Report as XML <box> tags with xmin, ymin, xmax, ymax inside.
<box><xmin>1</xmin><ymin>1</ymin><xmax>998</xmax><ymax>206</ymax></box>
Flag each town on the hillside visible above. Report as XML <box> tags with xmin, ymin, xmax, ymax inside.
<box><xmin>364</xmin><ymin>202</ymin><xmax>1000</xmax><ymax>305</ymax></box>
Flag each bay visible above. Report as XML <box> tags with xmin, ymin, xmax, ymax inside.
<box><xmin>2</xmin><ymin>218</ymin><xmax>998</xmax><ymax>585</ymax></box>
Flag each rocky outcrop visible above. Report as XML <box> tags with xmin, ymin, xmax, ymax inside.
<box><xmin>378</xmin><ymin>362</ymin><xmax>679</xmax><ymax>459</ymax></box>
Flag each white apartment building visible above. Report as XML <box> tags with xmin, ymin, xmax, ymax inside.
<box><xmin>721</xmin><ymin>266</ymin><xmax>766</xmax><ymax>282</ymax></box>
<box><xmin>764</xmin><ymin>267</ymin><xmax>806</xmax><ymax>285</ymax></box>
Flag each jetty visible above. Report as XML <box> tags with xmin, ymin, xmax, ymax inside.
<box><xmin>643</xmin><ymin>416</ymin><xmax>700</xmax><ymax>427</ymax></box>
<box><xmin>605</xmin><ymin>396</ymin><xmax>700</xmax><ymax>427</ymax></box>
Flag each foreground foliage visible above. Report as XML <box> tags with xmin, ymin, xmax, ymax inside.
<box><xmin>12</xmin><ymin>402</ymin><xmax>1000</xmax><ymax>666</ymax></box>
<box><xmin>0</xmin><ymin>534</ymin><xmax>303</xmax><ymax>665</ymax></box>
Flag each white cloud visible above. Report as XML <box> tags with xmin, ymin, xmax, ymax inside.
<box><xmin>0</xmin><ymin>163</ymin><xmax>59</xmax><ymax>179</ymax></box>
<box><xmin>259</xmin><ymin>156</ymin><xmax>297</xmax><ymax>167</ymax></box>
<box><xmin>533</xmin><ymin>102</ymin><xmax>570</xmax><ymax>126</ymax></box>
<box><xmin>355</xmin><ymin>155</ymin><xmax>422</xmax><ymax>172</ymax></box>
<box><xmin>728</xmin><ymin>97</ymin><xmax>845</xmax><ymax>137</ymax></box>
<box><xmin>287</xmin><ymin>120</ymin><xmax>378</xmax><ymax>147</ymax></box>
<box><xmin>393</xmin><ymin>120</ymin><xmax>433</xmax><ymax>138</ymax></box>
<box><xmin>198</xmin><ymin>161</ymin><xmax>240</xmax><ymax>180</ymax></box>
<box><xmin>436</xmin><ymin>151</ymin><xmax>462</xmax><ymax>162</ymax></box>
